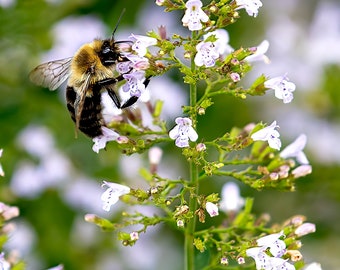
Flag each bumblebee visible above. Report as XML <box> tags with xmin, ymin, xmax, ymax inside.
<box><xmin>29</xmin><ymin>17</ymin><xmax>145</xmax><ymax>138</ymax></box>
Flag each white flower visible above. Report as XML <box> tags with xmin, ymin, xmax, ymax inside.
<box><xmin>0</xmin><ymin>252</ymin><xmax>10</xmax><ymax>270</ymax></box>
<box><xmin>205</xmin><ymin>202</ymin><xmax>219</xmax><ymax>217</ymax></box>
<box><xmin>245</xmin><ymin>40</ymin><xmax>270</xmax><ymax>63</ymax></box>
<box><xmin>220</xmin><ymin>182</ymin><xmax>244</xmax><ymax>212</ymax></box>
<box><xmin>116</xmin><ymin>54</ymin><xmax>150</xmax><ymax>74</ymax></box>
<box><xmin>256</xmin><ymin>231</ymin><xmax>286</xmax><ymax>258</ymax></box>
<box><xmin>194</xmin><ymin>41</ymin><xmax>219</xmax><ymax>67</ymax></box>
<box><xmin>177</xmin><ymin>219</ymin><xmax>185</xmax><ymax>227</ymax></box>
<box><xmin>303</xmin><ymin>262</ymin><xmax>322</xmax><ymax>270</ymax></box>
<box><xmin>148</xmin><ymin>146</ymin><xmax>163</xmax><ymax>165</ymax></box>
<box><xmin>220</xmin><ymin>257</ymin><xmax>228</xmax><ymax>265</ymax></box>
<box><xmin>295</xmin><ymin>222</ymin><xmax>316</xmax><ymax>237</ymax></box>
<box><xmin>246</xmin><ymin>247</ymin><xmax>272</xmax><ymax>270</ymax></box>
<box><xmin>92</xmin><ymin>127</ymin><xmax>120</xmax><ymax>153</ymax></box>
<box><xmin>169</xmin><ymin>117</ymin><xmax>198</xmax><ymax>148</ymax></box>
<box><xmin>280</xmin><ymin>134</ymin><xmax>308</xmax><ymax>164</ymax></box>
<box><xmin>235</xmin><ymin>0</ymin><xmax>263</xmax><ymax>17</ymax></box>
<box><xmin>101</xmin><ymin>181</ymin><xmax>130</xmax><ymax>211</ymax></box>
<box><xmin>247</xmin><ymin>232</ymin><xmax>295</xmax><ymax>270</ymax></box>
<box><xmin>0</xmin><ymin>149</ymin><xmax>4</xmax><ymax>177</ymax></box>
<box><xmin>203</xmin><ymin>29</ymin><xmax>234</xmax><ymax>56</ymax></box>
<box><xmin>129</xmin><ymin>34</ymin><xmax>157</xmax><ymax>57</ymax></box>
<box><xmin>251</xmin><ymin>121</ymin><xmax>281</xmax><ymax>150</ymax></box>
<box><xmin>292</xmin><ymin>165</ymin><xmax>312</xmax><ymax>178</ymax></box>
<box><xmin>182</xmin><ymin>0</ymin><xmax>209</xmax><ymax>31</ymax></box>
<box><xmin>155</xmin><ymin>0</ymin><xmax>164</xmax><ymax>6</ymax></box>
<box><xmin>122</xmin><ymin>70</ymin><xmax>146</xmax><ymax>98</ymax></box>
<box><xmin>130</xmin><ymin>231</ymin><xmax>139</xmax><ymax>241</ymax></box>
<box><xmin>269</xmin><ymin>257</ymin><xmax>295</xmax><ymax>270</ymax></box>
<box><xmin>47</xmin><ymin>265</ymin><xmax>64</xmax><ymax>270</ymax></box>
<box><xmin>265</xmin><ymin>76</ymin><xmax>296</xmax><ymax>104</ymax></box>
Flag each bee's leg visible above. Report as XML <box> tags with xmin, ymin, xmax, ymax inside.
<box><xmin>96</xmin><ymin>76</ymin><xmax>124</xmax><ymax>108</ymax></box>
<box><xmin>120</xmin><ymin>77</ymin><xmax>151</xmax><ymax>109</ymax></box>
<box><xmin>107</xmin><ymin>88</ymin><xmax>122</xmax><ymax>109</ymax></box>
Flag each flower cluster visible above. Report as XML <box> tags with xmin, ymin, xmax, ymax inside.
<box><xmin>246</xmin><ymin>231</ymin><xmax>295</xmax><ymax>270</ymax></box>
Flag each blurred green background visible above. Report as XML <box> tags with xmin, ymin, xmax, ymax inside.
<box><xmin>1</xmin><ymin>0</ymin><xmax>340</xmax><ymax>269</ymax></box>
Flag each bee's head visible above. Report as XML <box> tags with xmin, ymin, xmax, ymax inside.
<box><xmin>99</xmin><ymin>40</ymin><xmax>120</xmax><ymax>66</ymax></box>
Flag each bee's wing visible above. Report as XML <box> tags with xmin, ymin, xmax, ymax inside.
<box><xmin>29</xmin><ymin>57</ymin><xmax>73</xmax><ymax>91</ymax></box>
<box><xmin>74</xmin><ymin>73</ymin><xmax>92</xmax><ymax>131</ymax></box>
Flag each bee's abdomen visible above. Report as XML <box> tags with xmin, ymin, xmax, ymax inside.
<box><xmin>66</xmin><ymin>86</ymin><xmax>104</xmax><ymax>138</ymax></box>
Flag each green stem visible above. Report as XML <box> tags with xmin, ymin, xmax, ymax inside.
<box><xmin>185</xmin><ymin>32</ymin><xmax>199</xmax><ymax>270</ymax></box>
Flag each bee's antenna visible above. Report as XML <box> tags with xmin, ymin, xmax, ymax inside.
<box><xmin>111</xmin><ymin>8</ymin><xmax>126</xmax><ymax>41</ymax></box>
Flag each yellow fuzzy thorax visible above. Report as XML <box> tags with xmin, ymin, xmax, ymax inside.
<box><xmin>68</xmin><ymin>40</ymin><xmax>116</xmax><ymax>88</ymax></box>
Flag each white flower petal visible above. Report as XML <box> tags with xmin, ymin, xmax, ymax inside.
<box><xmin>256</xmin><ymin>231</ymin><xmax>284</xmax><ymax>247</ymax></box>
<box><xmin>182</xmin><ymin>0</ymin><xmax>209</xmax><ymax>31</ymax></box>
<box><xmin>205</xmin><ymin>202</ymin><xmax>219</xmax><ymax>217</ymax></box>
<box><xmin>280</xmin><ymin>134</ymin><xmax>309</xmax><ymax>164</ymax></box>
<box><xmin>101</xmin><ymin>181</ymin><xmax>130</xmax><ymax>211</ymax></box>
<box><xmin>169</xmin><ymin>117</ymin><xmax>198</xmax><ymax>148</ymax></box>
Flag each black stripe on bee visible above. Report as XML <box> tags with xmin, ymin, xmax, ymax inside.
<box><xmin>66</xmin><ymin>86</ymin><xmax>104</xmax><ymax>138</ymax></box>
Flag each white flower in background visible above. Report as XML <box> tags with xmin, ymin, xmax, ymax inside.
<box><xmin>235</xmin><ymin>0</ymin><xmax>263</xmax><ymax>17</ymax></box>
<box><xmin>265</xmin><ymin>76</ymin><xmax>296</xmax><ymax>104</ymax></box>
<box><xmin>169</xmin><ymin>117</ymin><xmax>198</xmax><ymax>148</ymax></box>
<box><xmin>280</xmin><ymin>134</ymin><xmax>309</xmax><ymax>164</ymax></box>
<box><xmin>101</xmin><ymin>181</ymin><xmax>130</xmax><ymax>212</ymax></box>
<box><xmin>92</xmin><ymin>127</ymin><xmax>120</xmax><ymax>153</ymax></box>
<box><xmin>155</xmin><ymin>0</ymin><xmax>165</xmax><ymax>6</ymax></box>
<box><xmin>0</xmin><ymin>252</ymin><xmax>10</xmax><ymax>270</ymax></box>
<box><xmin>122</xmin><ymin>70</ymin><xmax>146</xmax><ymax>98</ymax></box>
<box><xmin>194</xmin><ymin>41</ymin><xmax>219</xmax><ymax>67</ymax></box>
<box><xmin>182</xmin><ymin>0</ymin><xmax>209</xmax><ymax>31</ymax></box>
<box><xmin>0</xmin><ymin>149</ymin><xmax>4</xmax><ymax>177</ymax></box>
<box><xmin>220</xmin><ymin>182</ymin><xmax>244</xmax><ymax>212</ymax></box>
<box><xmin>47</xmin><ymin>265</ymin><xmax>64</xmax><ymax>270</ymax></box>
<box><xmin>205</xmin><ymin>202</ymin><xmax>219</xmax><ymax>217</ymax></box>
<box><xmin>0</xmin><ymin>202</ymin><xmax>19</xmax><ymax>220</ymax></box>
<box><xmin>203</xmin><ymin>29</ymin><xmax>234</xmax><ymax>56</ymax></box>
<box><xmin>245</xmin><ymin>40</ymin><xmax>270</xmax><ymax>63</ymax></box>
<box><xmin>130</xmin><ymin>231</ymin><xmax>139</xmax><ymax>241</ymax></box>
<box><xmin>303</xmin><ymin>262</ymin><xmax>322</xmax><ymax>270</ymax></box>
<box><xmin>129</xmin><ymin>34</ymin><xmax>157</xmax><ymax>57</ymax></box>
<box><xmin>251</xmin><ymin>121</ymin><xmax>282</xmax><ymax>150</ymax></box>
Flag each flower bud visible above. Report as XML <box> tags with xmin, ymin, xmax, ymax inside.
<box><xmin>295</xmin><ymin>222</ymin><xmax>316</xmax><ymax>237</ymax></box>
